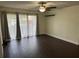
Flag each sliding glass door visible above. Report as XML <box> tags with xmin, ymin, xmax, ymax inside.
<box><xmin>7</xmin><ymin>13</ymin><xmax>37</xmax><ymax>40</ymax></box>
<box><xmin>19</xmin><ymin>14</ymin><xmax>28</xmax><ymax>38</ymax></box>
<box><xmin>28</xmin><ymin>15</ymin><xmax>37</xmax><ymax>36</ymax></box>
<box><xmin>7</xmin><ymin>13</ymin><xmax>16</xmax><ymax>40</ymax></box>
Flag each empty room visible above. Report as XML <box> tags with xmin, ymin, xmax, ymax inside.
<box><xmin>0</xmin><ymin>1</ymin><xmax>79</xmax><ymax>58</ymax></box>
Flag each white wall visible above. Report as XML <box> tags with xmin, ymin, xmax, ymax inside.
<box><xmin>38</xmin><ymin>13</ymin><xmax>46</xmax><ymax>34</ymax></box>
<box><xmin>46</xmin><ymin>5</ymin><xmax>79</xmax><ymax>45</ymax></box>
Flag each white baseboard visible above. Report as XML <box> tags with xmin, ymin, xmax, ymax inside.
<box><xmin>46</xmin><ymin>34</ymin><xmax>79</xmax><ymax>45</ymax></box>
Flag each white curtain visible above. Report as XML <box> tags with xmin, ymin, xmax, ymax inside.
<box><xmin>7</xmin><ymin>13</ymin><xmax>17</xmax><ymax>40</ymax></box>
<box><xmin>19</xmin><ymin>14</ymin><xmax>28</xmax><ymax>38</ymax></box>
<box><xmin>7</xmin><ymin>13</ymin><xmax>37</xmax><ymax>40</ymax></box>
<box><xmin>19</xmin><ymin>14</ymin><xmax>37</xmax><ymax>38</ymax></box>
<box><xmin>28</xmin><ymin>15</ymin><xmax>37</xmax><ymax>36</ymax></box>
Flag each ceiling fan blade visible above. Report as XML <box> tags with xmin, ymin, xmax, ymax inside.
<box><xmin>46</xmin><ymin>7</ymin><xmax>56</xmax><ymax>11</ymax></box>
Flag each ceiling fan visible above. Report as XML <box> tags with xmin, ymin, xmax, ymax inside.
<box><xmin>38</xmin><ymin>1</ymin><xmax>56</xmax><ymax>12</ymax></box>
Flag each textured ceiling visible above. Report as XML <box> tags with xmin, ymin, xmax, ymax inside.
<box><xmin>0</xmin><ymin>1</ymin><xmax>79</xmax><ymax>11</ymax></box>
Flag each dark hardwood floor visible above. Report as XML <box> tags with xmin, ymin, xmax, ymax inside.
<box><xmin>3</xmin><ymin>35</ymin><xmax>79</xmax><ymax>58</ymax></box>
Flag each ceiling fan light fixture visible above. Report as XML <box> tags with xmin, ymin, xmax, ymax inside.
<box><xmin>39</xmin><ymin>6</ymin><xmax>46</xmax><ymax>12</ymax></box>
